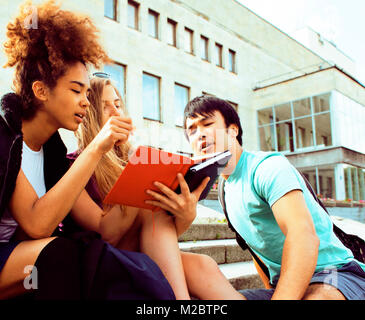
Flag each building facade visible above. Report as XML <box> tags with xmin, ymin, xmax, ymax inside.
<box><xmin>0</xmin><ymin>0</ymin><xmax>364</xmax><ymax>201</ymax></box>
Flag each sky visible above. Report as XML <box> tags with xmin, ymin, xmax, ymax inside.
<box><xmin>237</xmin><ymin>0</ymin><xmax>365</xmax><ymax>85</ymax></box>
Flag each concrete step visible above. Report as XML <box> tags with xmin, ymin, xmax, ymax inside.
<box><xmin>179</xmin><ymin>238</ymin><xmax>251</xmax><ymax>264</ymax></box>
<box><xmin>178</xmin><ymin>206</ymin><xmax>266</xmax><ymax>291</ymax></box>
<box><xmin>219</xmin><ymin>261</ymin><xmax>264</xmax><ymax>290</ymax></box>
<box><xmin>179</xmin><ymin>238</ymin><xmax>265</xmax><ymax>291</ymax></box>
<box><xmin>178</xmin><ymin>223</ymin><xmax>235</xmax><ymax>242</ymax></box>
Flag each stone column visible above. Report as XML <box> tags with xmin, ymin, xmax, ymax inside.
<box><xmin>334</xmin><ymin>163</ymin><xmax>346</xmax><ymax>200</ymax></box>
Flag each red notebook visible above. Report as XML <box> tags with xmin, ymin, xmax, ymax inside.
<box><xmin>103</xmin><ymin>146</ymin><xmax>206</xmax><ymax>211</ymax></box>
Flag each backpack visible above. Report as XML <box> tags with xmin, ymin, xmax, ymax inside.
<box><xmin>218</xmin><ymin>174</ymin><xmax>365</xmax><ymax>288</ymax></box>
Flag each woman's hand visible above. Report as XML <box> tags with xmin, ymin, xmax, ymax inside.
<box><xmin>145</xmin><ymin>173</ymin><xmax>210</xmax><ymax>235</ymax></box>
<box><xmin>91</xmin><ymin>116</ymin><xmax>133</xmax><ymax>154</ymax></box>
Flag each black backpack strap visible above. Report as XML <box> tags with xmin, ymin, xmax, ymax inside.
<box><xmin>299</xmin><ymin>172</ymin><xmax>365</xmax><ymax>264</ymax></box>
<box><xmin>217</xmin><ymin>177</ymin><xmax>240</xmax><ymax>242</ymax></box>
<box><xmin>218</xmin><ymin>176</ymin><xmax>271</xmax><ymax>279</ymax></box>
<box><xmin>299</xmin><ymin>172</ymin><xmax>329</xmax><ymax>213</ymax></box>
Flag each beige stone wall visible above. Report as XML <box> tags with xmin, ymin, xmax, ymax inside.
<box><xmin>252</xmin><ymin>68</ymin><xmax>365</xmax><ymax>110</ymax></box>
<box><xmin>293</xmin><ymin>27</ymin><xmax>356</xmax><ymax>77</ymax></box>
<box><xmin>0</xmin><ymin>0</ymin><xmax>345</xmax><ymax>155</ymax></box>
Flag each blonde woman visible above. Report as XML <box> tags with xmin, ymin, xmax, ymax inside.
<box><xmin>71</xmin><ymin>76</ymin><xmax>245</xmax><ymax>300</ymax></box>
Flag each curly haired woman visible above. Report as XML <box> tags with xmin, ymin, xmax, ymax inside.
<box><xmin>0</xmin><ymin>0</ymin><xmax>175</xmax><ymax>299</ymax></box>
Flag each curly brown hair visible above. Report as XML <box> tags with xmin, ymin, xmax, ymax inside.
<box><xmin>3</xmin><ymin>0</ymin><xmax>110</xmax><ymax>119</ymax></box>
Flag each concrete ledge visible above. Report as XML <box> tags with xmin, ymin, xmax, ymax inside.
<box><xmin>327</xmin><ymin>200</ymin><xmax>365</xmax><ymax>208</ymax></box>
<box><xmin>331</xmin><ymin>216</ymin><xmax>365</xmax><ymax>240</ymax></box>
<box><xmin>353</xmin><ymin>202</ymin><xmax>364</xmax><ymax>208</ymax></box>
<box><xmin>179</xmin><ymin>239</ymin><xmax>251</xmax><ymax>264</ymax></box>
<box><xmin>226</xmin><ymin>245</ymin><xmax>251</xmax><ymax>263</ymax></box>
<box><xmin>206</xmin><ymin>190</ymin><xmax>218</xmax><ymax>200</ymax></box>
<box><xmin>333</xmin><ymin>201</ymin><xmax>355</xmax><ymax>208</ymax></box>
<box><xmin>322</xmin><ymin>200</ymin><xmax>337</xmax><ymax>207</ymax></box>
<box><xmin>178</xmin><ymin>223</ymin><xmax>236</xmax><ymax>241</ymax></box>
<box><xmin>287</xmin><ymin>146</ymin><xmax>365</xmax><ymax>170</ymax></box>
<box><xmin>230</xmin><ymin>275</ymin><xmax>265</xmax><ymax>291</ymax></box>
<box><xmin>219</xmin><ymin>261</ymin><xmax>265</xmax><ymax>290</ymax></box>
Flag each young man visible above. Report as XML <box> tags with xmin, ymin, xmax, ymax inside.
<box><xmin>183</xmin><ymin>94</ymin><xmax>365</xmax><ymax>300</ymax></box>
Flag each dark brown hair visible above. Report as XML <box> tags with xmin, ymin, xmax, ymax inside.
<box><xmin>3</xmin><ymin>0</ymin><xmax>110</xmax><ymax>119</ymax></box>
<box><xmin>183</xmin><ymin>95</ymin><xmax>243</xmax><ymax>146</ymax></box>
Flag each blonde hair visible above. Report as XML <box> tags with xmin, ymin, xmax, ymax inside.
<box><xmin>76</xmin><ymin>77</ymin><xmax>132</xmax><ymax>205</ymax></box>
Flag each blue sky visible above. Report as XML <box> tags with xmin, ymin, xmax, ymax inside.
<box><xmin>237</xmin><ymin>0</ymin><xmax>365</xmax><ymax>85</ymax></box>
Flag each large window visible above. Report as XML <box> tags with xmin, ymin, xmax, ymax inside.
<box><xmin>142</xmin><ymin>73</ymin><xmax>160</xmax><ymax>121</ymax></box>
<box><xmin>167</xmin><ymin>18</ymin><xmax>177</xmax><ymax>47</ymax></box>
<box><xmin>127</xmin><ymin>0</ymin><xmax>139</xmax><ymax>29</ymax></box>
<box><xmin>259</xmin><ymin>124</ymin><xmax>275</xmax><ymax>151</ymax></box>
<box><xmin>104</xmin><ymin>0</ymin><xmax>117</xmax><ymax>20</ymax></box>
<box><xmin>257</xmin><ymin>93</ymin><xmax>332</xmax><ymax>153</ymax></box>
<box><xmin>300</xmin><ymin>166</ymin><xmax>336</xmax><ymax>199</ymax></box>
<box><xmin>104</xmin><ymin>63</ymin><xmax>126</xmax><ymax>99</ymax></box>
<box><xmin>174</xmin><ymin>83</ymin><xmax>189</xmax><ymax>126</ymax></box>
<box><xmin>148</xmin><ymin>9</ymin><xmax>159</xmax><ymax>39</ymax></box>
<box><xmin>300</xmin><ymin>164</ymin><xmax>365</xmax><ymax>201</ymax></box>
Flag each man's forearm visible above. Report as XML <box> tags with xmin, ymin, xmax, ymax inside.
<box><xmin>271</xmin><ymin>230</ymin><xmax>319</xmax><ymax>300</ymax></box>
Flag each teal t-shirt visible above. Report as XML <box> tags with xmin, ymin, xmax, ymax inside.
<box><xmin>225</xmin><ymin>150</ymin><xmax>365</xmax><ymax>284</ymax></box>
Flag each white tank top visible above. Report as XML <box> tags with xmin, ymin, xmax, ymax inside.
<box><xmin>0</xmin><ymin>141</ymin><xmax>46</xmax><ymax>242</ymax></box>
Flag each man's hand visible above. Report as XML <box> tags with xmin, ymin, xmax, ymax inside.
<box><xmin>144</xmin><ymin>173</ymin><xmax>210</xmax><ymax>236</ymax></box>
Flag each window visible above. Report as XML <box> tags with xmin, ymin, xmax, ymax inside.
<box><xmin>167</xmin><ymin>19</ymin><xmax>177</xmax><ymax>47</ymax></box>
<box><xmin>295</xmin><ymin>117</ymin><xmax>314</xmax><ymax>149</ymax></box>
<box><xmin>314</xmin><ymin>113</ymin><xmax>332</xmax><ymax>146</ymax></box>
<box><xmin>275</xmin><ymin>103</ymin><xmax>294</xmax><ymax>152</ymax></box>
<box><xmin>300</xmin><ymin>169</ymin><xmax>318</xmax><ymax>194</ymax></box>
<box><xmin>104</xmin><ymin>0</ymin><xmax>117</xmax><ymax>20</ymax></box>
<box><xmin>258</xmin><ymin>107</ymin><xmax>273</xmax><ymax>126</ymax></box>
<box><xmin>275</xmin><ymin>103</ymin><xmax>292</xmax><ymax>122</ymax></box>
<box><xmin>301</xmin><ymin>166</ymin><xmax>336</xmax><ymax>199</ymax></box>
<box><xmin>257</xmin><ymin>93</ymin><xmax>333</xmax><ymax>153</ymax></box>
<box><xmin>293</xmin><ymin>98</ymin><xmax>311</xmax><ymax>117</ymax></box>
<box><xmin>148</xmin><ymin>9</ymin><xmax>159</xmax><ymax>39</ymax></box>
<box><xmin>174</xmin><ymin>83</ymin><xmax>189</xmax><ymax>126</ymax></box>
<box><xmin>276</xmin><ymin>122</ymin><xmax>293</xmax><ymax>152</ymax></box>
<box><xmin>143</xmin><ymin>73</ymin><xmax>160</xmax><ymax>121</ymax></box>
<box><xmin>214</xmin><ymin>43</ymin><xmax>223</xmax><ymax>67</ymax></box>
<box><xmin>184</xmin><ymin>27</ymin><xmax>194</xmax><ymax>54</ymax></box>
<box><xmin>127</xmin><ymin>0</ymin><xmax>139</xmax><ymax>29</ymax></box>
<box><xmin>200</xmin><ymin>35</ymin><xmax>209</xmax><ymax>61</ymax></box>
<box><xmin>313</xmin><ymin>93</ymin><xmax>330</xmax><ymax>113</ymax></box>
<box><xmin>228</xmin><ymin>49</ymin><xmax>236</xmax><ymax>73</ymax></box>
<box><xmin>104</xmin><ymin>63</ymin><xmax>126</xmax><ymax>99</ymax></box>
<box><xmin>259</xmin><ymin>125</ymin><xmax>275</xmax><ymax>151</ymax></box>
